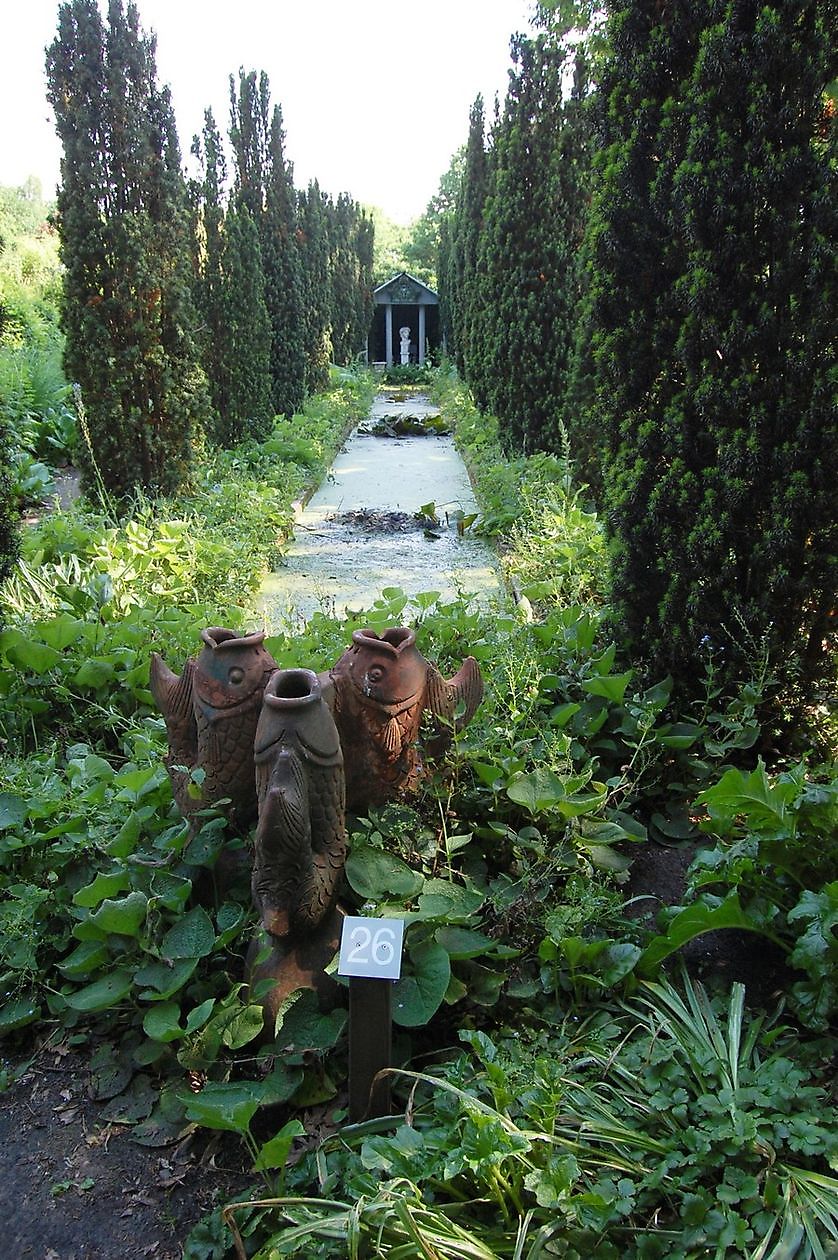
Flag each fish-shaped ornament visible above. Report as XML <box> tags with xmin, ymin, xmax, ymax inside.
<box><xmin>328</xmin><ymin>626</ymin><xmax>484</xmax><ymax>812</ymax></box>
<box><xmin>251</xmin><ymin>668</ymin><xmax>347</xmax><ymax>939</ymax></box>
<box><xmin>150</xmin><ymin>627</ymin><xmax>278</xmax><ymax>829</ymax></box>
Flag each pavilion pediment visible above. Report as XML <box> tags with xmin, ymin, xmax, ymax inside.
<box><xmin>374</xmin><ymin>272</ymin><xmax>438</xmax><ymax>306</ymax></box>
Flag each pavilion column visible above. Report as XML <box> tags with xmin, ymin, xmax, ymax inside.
<box><xmin>385</xmin><ymin>304</ymin><xmax>394</xmax><ymax>367</ymax></box>
<box><xmin>418</xmin><ymin>303</ymin><xmax>426</xmax><ymax>365</ymax></box>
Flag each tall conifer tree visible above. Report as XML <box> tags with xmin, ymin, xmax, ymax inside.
<box><xmin>580</xmin><ymin>0</ymin><xmax>836</xmax><ymax>702</ymax></box>
<box><xmin>228</xmin><ymin>71</ymin><xmax>305</xmax><ymax>419</ymax></box>
<box><xmin>46</xmin><ymin>0</ymin><xmax>207</xmax><ymax>496</ymax></box>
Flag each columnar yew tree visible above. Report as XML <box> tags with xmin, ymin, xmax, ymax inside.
<box><xmin>445</xmin><ymin>96</ymin><xmax>488</xmax><ymax>382</ymax></box>
<box><xmin>47</xmin><ymin>0</ymin><xmax>207</xmax><ymax>497</ymax></box>
<box><xmin>328</xmin><ymin>194</ymin><xmax>374</xmax><ymax>365</ymax></box>
<box><xmin>191</xmin><ymin>109</ymin><xmax>229</xmax><ymax>423</ymax></box>
<box><xmin>298</xmin><ymin>181</ymin><xmax>333</xmax><ymax>393</ymax></box>
<box><xmin>220</xmin><ymin>205</ymin><xmax>273</xmax><ymax>443</ymax></box>
<box><xmin>580</xmin><ymin>0</ymin><xmax>836</xmax><ymax>700</ymax></box>
<box><xmin>228</xmin><ymin>70</ymin><xmax>305</xmax><ymax>421</ymax></box>
<box><xmin>472</xmin><ymin>37</ymin><xmax>588</xmax><ymax>452</ymax></box>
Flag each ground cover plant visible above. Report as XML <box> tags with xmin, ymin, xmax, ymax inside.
<box><xmin>2</xmin><ymin>362</ymin><xmax>835</xmax><ymax>1258</ymax></box>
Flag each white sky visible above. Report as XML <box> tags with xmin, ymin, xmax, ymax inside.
<box><xmin>1</xmin><ymin>0</ymin><xmax>535</xmax><ymax>223</ymax></box>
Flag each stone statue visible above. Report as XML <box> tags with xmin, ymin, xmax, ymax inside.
<box><xmin>149</xmin><ymin>627</ymin><xmax>278</xmax><ymax>830</ymax></box>
<box><xmin>328</xmin><ymin>627</ymin><xmax>484</xmax><ymax>813</ymax></box>
<box><xmin>399</xmin><ymin>326</ymin><xmax>411</xmax><ymax>365</ymax></box>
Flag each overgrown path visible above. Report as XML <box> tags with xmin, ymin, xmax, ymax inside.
<box><xmin>259</xmin><ymin>389</ymin><xmax>501</xmax><ymax>625</ymax></box>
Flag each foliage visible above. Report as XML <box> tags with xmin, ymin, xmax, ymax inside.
<box><xmin>46</xmin><ymin>0</ymin><xmax>210</xmax><ymax>498</ymax></box>
<box><xmin>220</xmin><ymin>979</ymin><xmax>838</xmax><ymax>1259</ymax></box>
<box><xmin>571</xmin><ymin>0</ymin><xmax>837</xmax><ymax>707</ymax></box>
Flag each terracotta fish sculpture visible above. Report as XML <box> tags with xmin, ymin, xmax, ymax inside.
<box><xmin>149</xmin><ymin>627</ymin><xmax>278</xmax><ymax>828</ymax></box>
<box><xmin>328</xmin><ymin>626</ymin><xmax>483</xmax><ymax>812</ymax></box>
<box><xmin>251</xmin><ymin>669</ymin><xmax>346</xmax><ymax>938</ymax></box>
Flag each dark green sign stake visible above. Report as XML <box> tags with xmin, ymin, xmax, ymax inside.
<box><xmin>348</xmin><ymin>976</ymin><xmax>392</xmax><ymax>1121</ymax></box>
<box><xmin>338</xmin><ymin>916</ymin><xmax>405</xmax><ymax>1123</ymax></box>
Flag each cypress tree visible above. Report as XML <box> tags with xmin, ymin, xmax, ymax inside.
<box><xmin>46</xmin><ymin>0</ymin><xmax>208</xmax><ymax>497</ymax></box>
<box><xmin>582</xmin><ymin>0</ymin><xmax>836</xmax><ymax>703</ymax></box>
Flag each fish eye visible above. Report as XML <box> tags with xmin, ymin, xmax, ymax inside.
<box><xmin>367</xmin><ymin>665</ymin><xmax>384</xmax><ymax>683</ymax></box>
<box><xmin>228</xmin><ymin>666</ymin><xmax>245</xmax><ymax>685</ymax></box>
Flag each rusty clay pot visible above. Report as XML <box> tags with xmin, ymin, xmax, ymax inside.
<box><xmin>328</xmin><ymin>626</ymin><xmax>484</xmax><ymax>812</ymax></box>
<box><xmin>149</xmin><ymin>626</ymin><xmax>278</xmax><ymax>830</ymax></box>
<box><xmin>251</xmin><ymin>668</ymin><xmax>347</xmax><ymax>939</ymax></box>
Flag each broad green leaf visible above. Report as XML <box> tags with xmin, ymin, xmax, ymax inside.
<box><xmin>0</xmin><ymin>995</ymin><xmax>40</xmax><ymax>1033</ymax></box>
<box><xmin>0</xmin><ymin>630</ymin><xmax>61</xmax><ymax>674</ymax></box>
<box><xmin>0</xmin><ymin>793</ymin><xmax>27</xmax><ymax>829</ymax></box>
<box><xmin>276</xmin><ymin>990</ymin><xmax>347</xmax><ymax>1051</ymax></box>
<box><xmin>58</xmin><ymin>940</ymin><xmax>109</xmax><ymax>978</ymax></box>
<box><xmin>160</xmin><ymin>906</ymin><xmax>215</xmax><ymax>960</ymax></box>
<box><xmin>36</xmin><ymin>614</ymin><xmax>85</xmax><ymax>650</ymax></box>
<box><xmin>393</xmin><ymin>940</ymin><xmax>451</xmax><ymax>1027</ymax></box>
<box><xmin>185</xmin><ymin>998</ymin><xmax>216</xmax><ymax>1033</ymax></box>
<box><xmin>214</xmin><ymin>902</ymin><xmax>246</xmax><ymax>948</ymax></box>
<box><xmin>143</xmin><ymin>1001</ymin><xmax>185</xmax><ymax>1043</ymax></box>
<box><xmin>220</xmin><ymin>1003</ymin><xmax>265</xmax><ymax>1049</ymax></box>
<box><xmin>135</xmin><ymin>957</ymin><xmax>198</xmax><ymax>999</ymax></box>
<box><xmin>506</xmin><ymin>768</ymin><xmax>565</xmax><ymax>814</ymax></box>
<box><xmin>183</xmin><ymin>1082</ymin><xmax>263</xmax><ymax>1134</ymax></box>
<box><xmin>89</xmin><ymin>890</ymin><xmax>148</xmax><ymax>937</ymax></box>
<box><xmin>697</xmin><ymin>762</ymin><xmax>798</xmax><ymax>836</ymax></box>
<box><xmin>434</xmin><ymin>926</ymin><xmax>495</xmax><ymax>959</ymax></box>
<box><xmin>252</xmin><ymin>1120</ymin><xmax>306</xmax><ymax>1172</ymax></box>
<box><xmin>638</xmin><ymin>894</ymin><xmax>760</xmax><ymax>976</ymax></box>
<box><xmin>73</xmin><ymin>870</ymin><xmax>131</xmax><ymax>908</ymax></box>
<box><xmin>345</xmin><ymin>847</ymin><xmax>424</xmax><ymax>900</ymax></box>
<box><xmin>557</xmin><ymin>783</ymin><xmax>608</xmax><ymax>818</ymax></box>
<box><xmin>550</xmin><ymin>702</ymin><xmax>581</xmax><ymax>728</ymax></box>
<box><xmin>581</xmin><ymin>671</ymin><xmax>632</xmax><ymax>703</ymax></box>
<box><xmin>418</xmin><ymin>878</ymin><xmax>485</xmax><ymax>920</ymax></box>
<box><xmin>656</xmin><ymin>722</ymin><xmax>704</xmax><ymax>750</ymax></box>
<box><xmin>65</xmin><ymin>969</ymin><xmax>134</xmax><ymax>1012</ymax></box>
<box><xmin>74</xmin><ymin>658</ymin><xmax>116</xmax><ymax>689</ymax></box>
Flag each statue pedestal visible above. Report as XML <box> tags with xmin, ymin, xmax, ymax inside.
<box><xmin>246</xmin><ymin>905</ymin><xmax>344</xmax><ymax>1035</ymax></box>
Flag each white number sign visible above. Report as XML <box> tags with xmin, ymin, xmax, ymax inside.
<box><xmin>338</xmin><ymin>916</ymin><xmax>405</xmax><ymax>980</ymax></box>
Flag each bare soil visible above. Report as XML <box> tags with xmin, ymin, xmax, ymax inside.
<box><xmin>0</xmin><ymin>1040</ymin><xmax>250</xmax><ymax>1260</ymax></box>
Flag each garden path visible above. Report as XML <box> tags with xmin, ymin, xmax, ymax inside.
<box><xmin>258</xmin><ymin>391</ymin><xmax>501</xmax><ymax>626</ymax></box>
